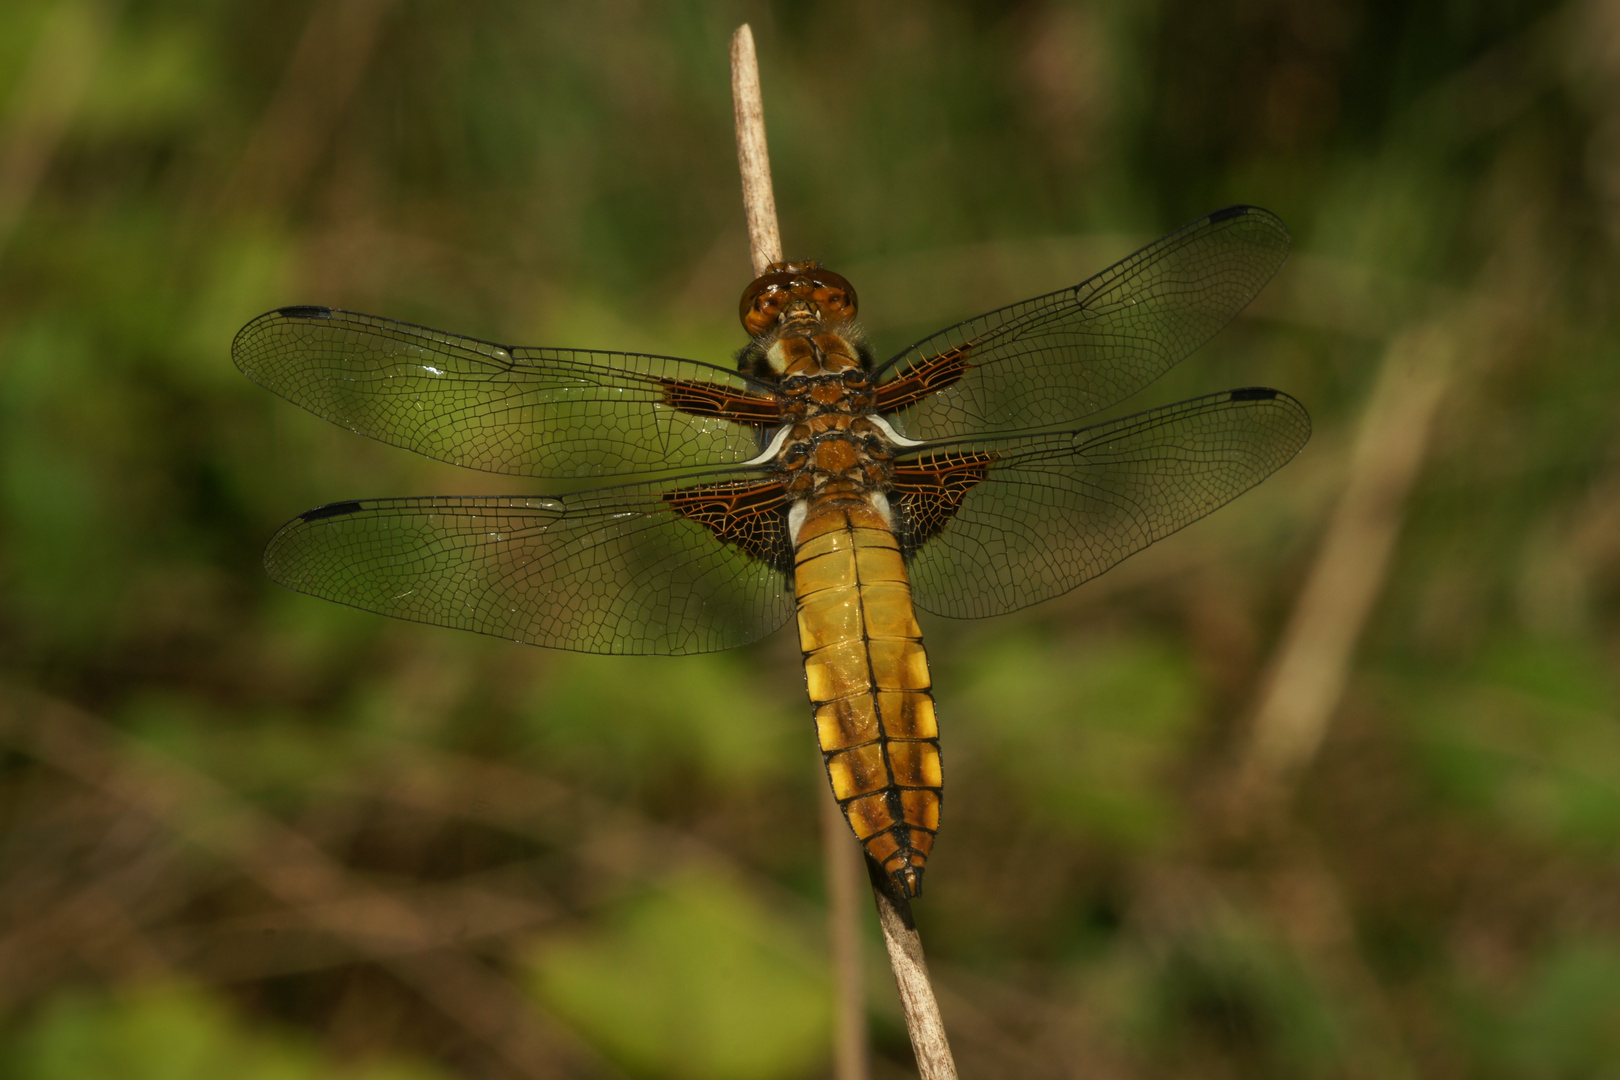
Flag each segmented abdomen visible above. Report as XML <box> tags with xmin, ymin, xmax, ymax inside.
<box><xmin>794</xmin><ymin>499</ymin><xmax>942</xmax><ymax>897</ymax></box>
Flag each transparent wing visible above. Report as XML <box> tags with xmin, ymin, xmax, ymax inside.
<box><xmin>893</xmin><ymin>388</ymin><xmax>1310</xmax><ymax>619</ymax></box>
<box><xmin>233</xmin><ymin>307</ymin><xmax>779</xmax><ymax>480</ymax></box>
<box><xmin>264</xmin><ymin>476</ymin><xmax>794</xmax><ymax>655</ymax></box>
<box><xmin>873</xmin><ymin>206</ymin><xmax>1291</xmax><ymax>440</ymax></box>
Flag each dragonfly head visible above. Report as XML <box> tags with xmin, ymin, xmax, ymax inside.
<box><xmin>739</xmin><ymin>260</ymin><xmax>858</xmax><ymax>338</ymax></box>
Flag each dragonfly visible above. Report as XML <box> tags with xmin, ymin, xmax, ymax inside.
<box><xmin>233</xmin><ymin>205</ymin><xmax>1310</xmax><ymax>897</ymax></box>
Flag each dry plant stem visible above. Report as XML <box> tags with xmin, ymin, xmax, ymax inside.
<box><xmin>730</xmin><ymin>23</ymin><xmax>955</xmax><ymax>1078</ymax></box>
<box><xmin>867</xmin><ymin>859</ymin><xmax>958</xmax><ymax>1080</ymax></box>
<box><xmin>1215</xmin><ymin>322</ymin><xmax>1453</xmax><ymax>1076</ymax></box>
<box><xmin>734</xmin><ymin>19</ymin><xmax>872</xmax><ymax>1076</ymax></box>
<box><xmin>729</xmin><ymin>25</ymin><xmax>782</xmax><ymax>276</ymax></box>
<box><xmin>1221</xmin><ymin>232</ymin><xmax>1555</xmax><ymax>1072</ymax></box>
<box><xmin>1233</xmin><ymin>321</ymin><xmax>1456</xmax><ymax>819</ymax></box>
<box><xmin>822</xmin><ymin>791</ymin><xmax>871</xmax><ymax>1080</ymax></box>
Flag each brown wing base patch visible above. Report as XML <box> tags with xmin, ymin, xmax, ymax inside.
<box><xmin>891</xmin><ymin>451</ymin><xmax>997</xmax><ymax>556</ymax></box>
<box><xmin>659</xmin><ymin>378</ymin><xmax>780</xmax><ymax>425</ymax></box>
<box><xmin>873</xmin><ymin>345</ymin><xmax>973</xmax><ymax>412</ymax></box>
<box><xmin>664</xmin><ymin>479</ymin><xmax>793</xmax><ymax>572</ymax></box>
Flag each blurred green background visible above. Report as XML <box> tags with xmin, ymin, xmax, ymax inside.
<box><xmin>3</xmin><ymin>0</ymin><xmax>1619</xmax><ymax>1077</ymax></box>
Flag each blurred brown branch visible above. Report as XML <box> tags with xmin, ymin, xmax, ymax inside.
<box><xmin>155</xmin><ymin>881</ymin><xmax>557</xmax><ymax>984</ymax></box>
<box><xmin>821</xmin><ymin>789</ymin><xmax>870</xmax><ymax>1080</ymax></box>
<box><xmin>1230</xmin><ymin>212</ymin><xmax>1558</xmax><ymax>825</ymax></box>
<box><xmin>1231</xmin><ymin>320</ymin><xmax>1457</xmax><ymax>819</ymax></box>
<box><xmin>221</xmin><ymin>0</ymin><xmax>395</xmax><ymax>215</ymax></box>
<box><xmin>345</xmin><ymin>740</ymin><xmax>817</xmax><ymax>916</ymax></box>
<box><xmin>0</xmin><ymin>686</ymin><xmax>619</xmax><ymax>1080</ymax></box>
<box><xmin>1203</xmin><ymin>209</ymin><xmax>1563</xmax><ymax>1080</ymax></box>
<box><xmin>0</xmin><ymin>0</ymin><xmax>118</xmax><ymax>262</ymax></box>
<box><xmin>0</xmin><ymin>853</ymin><xmax>176</xmax><ymax>1010</ymax></box>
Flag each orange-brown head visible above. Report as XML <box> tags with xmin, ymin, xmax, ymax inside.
<box><xmin>739</xmin><ymin>260</ymin><xmax>858</xmax><ymax>338</ymax></box>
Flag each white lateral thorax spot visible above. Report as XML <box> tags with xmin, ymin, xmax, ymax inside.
<box><xmin>868</xmin><ymin>414</ymin><xmax>924</xmax><ymax>447</ymax></box>
<box><xmin>867</xmin><ymin>490</ymin><xmax>894</xmax><ymax>529</ymax></box>
<box><xmin>766</xmin><ymin>340</ymin><xmax>790</xmax><ymax>375</ymax></box>
<box><xmin>788</xmin><ymin>500</ymin><xmax>809</xmax><ymax>547</ymax></box>
<box><xmin>741</xmin><ymin>425</ymin><xmax>792</xmax><ymax>467</ymax></box>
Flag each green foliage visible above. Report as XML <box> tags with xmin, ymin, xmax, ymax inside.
<box><xmin>527</xmin><ymin>871</ymin><xmax>830</xmax><ymax>1080</ymax></box>
<box><xmin>522</xmin><ymin>652</ymin><xmax>802</xmax><ymax>790</ymax></box>
<box><xmin>1453</xmin><ymin>940</ymin><xmax>1620</xmax><ymax>1079</ymax></box>
<box><xmin>1400</xmin><ymin>636</ymin><xmax>1620</xmax><ymax>850</ymax></box>
<box><xmin>959</xmin><ymin>632</ymin><xmax>1200</xmax><ymax>848</ymax></box>
<box><xmin>1</xmin><ymin>985</ymin><xmax>443</xmax><ymax>1080</ymax></box>
<box><xmin>1123</xmin><ymin>917</ymin><xmax>1345</xmax><ymax>1079</ymax></box>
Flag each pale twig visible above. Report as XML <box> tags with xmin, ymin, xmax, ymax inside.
<box><xmin>729</xmin><ymin>25</ymin><xmax>782</xmax><ymax>276</ymax></box>
<box><xmin>731</xmin><ymin>22</ymin><xmax>871</xmax><ymax>1078</ymax></box>
<box><xmin>865</xmin><ymin>860</ymin><xmax>957</xmax><ymax>1078</ymax></box>
<box><xmin>730</xmin><ymin>23</ymin><xmax>956</xmax><ymax>1079</ymax></box>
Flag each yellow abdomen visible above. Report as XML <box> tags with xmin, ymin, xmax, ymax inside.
<box><xmin>795</xmin><ymin>499</ymin><xmax>942</xmax><ymax>897</ymax></box>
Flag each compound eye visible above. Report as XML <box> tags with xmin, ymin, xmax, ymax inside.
<box><xmin>742</xmin><ymin>287</ymin><xmax>788</xmax><ymax>336</ymax></box>
<box><xmin>755</xmin><ymin>289</ymin><xmax>783</xmax><ymax>316</ymax></box>
<box><xmin>810</xmin><ymin>273</ymin><xmax>857</xmax><ymax>319</ymax></box>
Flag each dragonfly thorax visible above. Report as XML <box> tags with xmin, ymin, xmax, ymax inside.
<box><xmin>739</xmin><ymin>322</ymin><xmax>874</xmax><ymax>382</ymax></box>
<box><xmin>774</xmin><ymin>367</ymin><xmax>896</xmax><ymax>518</ymax></box>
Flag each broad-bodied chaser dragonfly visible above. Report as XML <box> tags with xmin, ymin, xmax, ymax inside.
<box><xmin>234</xmin><ymin>206</ymin><xmax>1310</xmax><ymax>896</ymax></box>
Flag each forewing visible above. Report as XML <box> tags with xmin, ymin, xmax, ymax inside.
<box><xmin>264</xmin><ymin>477</ymin><xmax>794</xmax><ymax>654</ymax></box>
<box><xmin>894</xmin><ymin>389</ymin><xmax>1311</xmax><ymax>618</ymax></box>
<box><xmin>874</xmin><ymin>206</ymin><xmax>1291</xmax><ymax>439</ymax></box>
<box><xmin>233</xmin><ymin>307</ymin><xmax>778</xmax><ymax>479</ymax></box>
